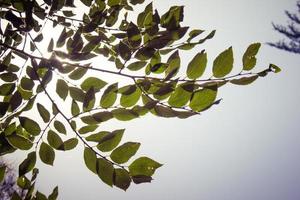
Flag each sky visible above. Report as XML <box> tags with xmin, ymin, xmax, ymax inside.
<box><xmin>5</xmin><ymin>0</ymin><xmax>300</xmax><ymax>199</ymax></box>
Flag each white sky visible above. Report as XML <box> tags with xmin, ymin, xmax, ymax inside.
<box><xmin>5</xmin><ymin>0</ymin><xmax>300</xmax><ymax>199</ymax></box>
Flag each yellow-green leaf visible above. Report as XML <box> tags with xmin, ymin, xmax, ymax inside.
<box><xmin>213</xmin><ymin>47</ymin><xmax>234</xmax><ymax>78</ymax></box>
<box><xmin>186</xmin><ymin>52</ymin><xmax>207</xmax><ymax>79</ymax></box>
<box><xmin>39</xmin><ymin>142</ymin><xmax>55</xmax><ymax>166</ymax></box>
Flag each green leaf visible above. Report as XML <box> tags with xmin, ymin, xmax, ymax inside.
<box><xmin>7</xmin><ymin>135</ymin><xmax>33</xmax><ymax>150</ymax></box>
<box><xmin>97</xmin><ymin>158</ymin><xmax>114</xmax><ymax>186</ymax></box>
<box><xmin>78</xmin><ymin>125</ymin><xmax>98</xmax><ymax>134</ymax></box>
<box><xmin>80</xmin><ymin>0</ymin><xmax>92</xmax><ymax>6</ymax></box>
<box><xmin>112</xmin><ymin>108</ymin><xmax>139</xmax><ymax>121</ymax></box>
<box><xmin>110</xmin><ymin>142</ymin><xmax>140</xmax><ymax>164</ymax></box>
<box><xmin>0</xmin><ymin>166</ymin><xmax>6</xmax><ymax>182</ymax></box>
<box><xmin>37</xmin><ymin>103</ymin><xmax>50</xmax><ymax>123</ymax></box>
<box><xmin>19</xmin><ymin>152</ymin><xmax>36</xmax><ymax>176</ymax></box>
<box><xmin>212</xmin><ymin>47</ymin><xmax>234</xmax><ymax>78</ymax></box>
<box><xmin>48</xmin><ymin>38</ymin><xmax>54</xmax><ymax>52</ymax></box>
<box><xmin>0</xmin><ymin>83</ymin><xmax>15</xmax><ymax>96</ymax></box>
<box><xmin>35</xmin><ymin>191</ymin><xmax>47</xmax><ymax>200</ymax></box>
<box><xmin>100</xmin><ymin>83</ymin><xmax>118</xmax><ymax>108</ymax></box>
<box><xmin>80</xmin><ymin>77</ymin><xmax>107</xmax><ymax>92</ymax></box>
<box><xmin>269</xmin><ymin>64</ymin><xmax>281</xmax><ymax>73</ymax></box>
<box><xmin>86</xmin><ymin>131</ymin><xmax>110</xmax><ymax>142</ymax></box>
<box><xmin>189</xmin><ymin>85</ymin><xmax>218</xmax><ymax>112</ymax></box>
<box><xmin>56</xmin><ymin>79</ymin><xmax>68</xmax><ymax>100</ymax></box>
<box><xmin>54</xmin><ymin>120</ymin><xmax>66</xmax><ymax>135</ymax></box>
<box><xmin>130</xmin><ymin>0</ymin><xmax>145</xmax><ymax>5</ymax></box>
<box><xmin>230</xmin><ymin>75</ymin><xmax>259</xmax><ymax>85</ymax></box>
<box><xmin>120</xmin><ymin>86</ymin><xmax>141</xmax><ymax>108</ymax></box>
<box><xmin>97</xmin><ymin>129</ymin><xmax>124</xmax><ymax>152</ymax></box>
<box><xmin>84</xmin><ymin>147</ymin><xmax>97</xmax><ymax>174</ymax></box>
<box><xmin>62</xmin><ymin>138</ymin><xmax>78</xmax><ymax>150</ymax></box>
<box><xmin>69</xmin><ymin>87</ymin><xmax>85</xmax><ymax>102</ymax></box>
<box><xmin>114</xmin><ymin>168</ymin><xmax>131</xmax><ymax>191</ymax></box>
<box><xmin>165</xmin><ymin>50</ymin><xmax>180</xmax><ymax>79</ymax></box>
<box><xmin>242</xmin><ymin>43</ymin><xmax>261</xmax><ymax>71</ymax></box>
<box><xmin>127</xmin><ymin>61</ymin><xmax>147</xmax><ymax>71</ymax></box>
<box><xmin>118</xmin><ymin>41</ymin><xmax>131</xmax><ymax>60</ymax></box>
<box><xmin>47</xmin><ymin>130</ymin><xmax>63</xmax><ymax>149</ymax></box>
<box><xmin>71</xmin><ymin>99</ymin><xmax>80</xmax><ymax>116</ymax></box>
<box><xmin>68</xmin><ymin>67</ymin><xmax>88</xmax><ymax>80</ymax></box>
<box><xmin>132</xmin><ymin>175</ymin><xmax>153</xmax><ymax>184</ymax></box>
<box><xmin>39</xmin><ymin>142</ymin><xmax>55</xmax><ymax>165</ymax></box>
<box><xmin>187</xmin><ymin>52</ymin><xmax>207</xmax><ymax>79</ymax></box>
<box><xmin>129</xmin><ymin>157</ymin><xmax>162</xmax><ymax>176</ymax></box>
<box><xmin>168</xmin><ymin>84</ymin><xmax>192</xmax><ymax>107</ymax></box>
<box><xmin>48</xmin><ymin>186</ymin><xmax>59</xmax><ymax>200</ymax></box>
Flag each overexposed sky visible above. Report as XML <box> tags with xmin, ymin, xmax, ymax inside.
<box><xmin>6</xmin><ymin>0</ymin><xmax>300</xmax><ymax>199</ymax></box>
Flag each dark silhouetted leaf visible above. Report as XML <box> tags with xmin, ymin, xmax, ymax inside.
<box><xmin>69</xmin><ymin>87</ymin><xmax>85</xmax><ymax>102</ymax></box>
<box><xmin>62</xmin><ymin>138</ymin><xmax>78</xmax><ymax>150</ymax></box>
<box><xmin>132</xmin><ymin>175</ymin><xmax>153</xmax><ymax>184</ymax></box>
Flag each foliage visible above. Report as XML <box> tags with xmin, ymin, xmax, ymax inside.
<box><xmin>0</xmin><ymin>0</ymin><xmax>280</xmax><ymax>198</ymax></box>
<box><xmin>269</xmin><ymin>0</ymin><xmax>300</xmax><ymax>54</ymax></box>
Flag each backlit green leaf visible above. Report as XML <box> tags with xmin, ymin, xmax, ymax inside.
<box><xmin>84</xmin><ymin>147</ymin><xmax>97</xmax><ymax>174</ymax></box>
<box><xmin>213</xmin><ymin>47</ymin><xmax>234</xmax><ymax>78</ymax></box>
<box><xmin>189</xmin><ymin>85</ymin><xmax>218</xmax><ymax>112</ymax></box>
<box><xmin>71</xmin><ymin>99</ymin><xmax>80</xmax><ymax>116</ymax></box>
<box><xmin>112</xmin><ymin>108</ymin><xmax>139</xmax><ymax>121</ymax></box>
<box><xmin>97</xmin><ymin>158</ymin><xmax>114</xmax><ymax>186</ymax></box>
<box><xmin>187</xmin><ymin>52</ymin><xmax>207</xmax><ymax>79</ymax></box>
<box><xmin>129</xmin><ymin>157</ymin><xmax>162</xmax><ymax>176</ymax></box>
<box><xmin>97</xmin><ymin>129</ymin><xmax>124</xmax><ymax>152</ymax></box>
<box><xmin>69</xmin><ymin>87</ymin><xmax>85</xmax><ymax>102</ymax></box>
<box><xmin>68</xmin><ymin>67</ymin><xmax>88</xmax><ymax>80</ymax></box>
<box><xmin>47</xmin><ymin>130</ymin><xmax>63</xmax><ymax>149</ymax></box>
<box><xmin>120</xmin><ymin>86</ymin><xmax>141</xmax><ymax>107</ymax></box>
<box><xmin>114</xmin><ymin>168</ymin><xmax>131</xmax><ymax>191</ymax></box>
<box><xmin>243</xmin><ymin>43</ymin><xmax>261</xmax><ymax>71</ymax></box>
<box><xmin>78</xmin><ymin>125</ymin><xmax>98</xmax><ymax>134</ymax></box>
<box><xmin>37</xmin><ymin>103</ymin><xmax>50</xmax><ymax>123</ymax></box>
<box><xmin>19</xmin><ymin>152</ymin><xmax>36</xmax><ymax>176</ymax></box>
<box><xmin>127</xmin><ymin>61</ymin><xmax>147</xmax><ymax>71</ymax></box>
<box><xmin>230</xmin><ymin>75</ymin><xmax>259</xmax><ymax>85</ymax></box>
<box><xmin>110</xmin><ymin>142</ymin><xmax>140</xmax><ymax>164</ymax></box>
<box><xmin>62</xmin><ymin>138</ymin><xmax>78</xmax><ymax>150</ymax></box>
<box><xmin>19</xmin><ymin>117</ymin><xmax>41</xmax><ymax>136</ymax></box>
<box><xmin>168</xmin><ymin>85</ymin><xmax>192</xmax><ymax>107</ymax></box>
<box><xmin>0</xmin><ymin>166</ymin><xmax>6</xmax><ymax>182</ymax></box>
<box><xmin>100</xmin><ymin>83</ymin><xmax>118</xmax><ymax>108</ymax></box>
<box><xmin>39</xmin><ymin>142</ymin><xmax>55</xmax><ymax>165</ymax></box>
<box><xmin>54</xmin><ymin>120</ymin><xmax>66</xmax><ymax>135</ymax></box>
<box><xmin>81</xmin><ymin>77</ymin><xmax>107</xmax><ymax>92</ymax></box>
<box><xmin>56</xmin><ymin>79</ymin><xmax>68</xmax><ymax>100</ymax></box>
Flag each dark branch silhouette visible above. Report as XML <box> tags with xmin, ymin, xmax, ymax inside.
<box><xmin>269</xmin><ymin>1</ymin><xmax>300</xmax><ymax>54</ymax></box>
